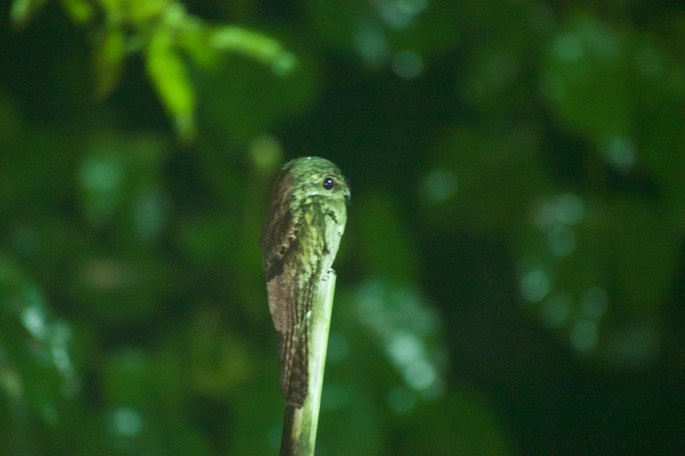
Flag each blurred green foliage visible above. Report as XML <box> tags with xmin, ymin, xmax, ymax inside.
<box><xmin>11</xmin><ymin>0</ymin><xmax>295</xmax><ymax>140</ymax></box>
<box><xmin>2</xmin><ymin>0</ymin><xmax>685</xmax><ymax>455</ymax></box>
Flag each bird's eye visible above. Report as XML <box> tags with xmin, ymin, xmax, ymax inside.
<box><xmin>322</xmin><ymin>177</ymin><xmax>335</xmax><ymax>190</ymax></box>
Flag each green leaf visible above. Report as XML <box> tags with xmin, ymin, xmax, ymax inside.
<box><xmin>93</xmin><ymin>27</ymin><xmax>126</xmax><ymax>100</ymax></box>
<box><xmin>176</xmin><ymin>20</ymin><xmax>216</xmax><ymax>68</ymax></box>
<box><xmin>541</xmin><ymin>14</ymin><xmax>632</xmax><ymax>140</ymax></box>
<box><xmin>146</xmin><ymin>27</ymin><xmax>196</xmax><ymax>140</ymax></box>
<box><xmin>0</xmin><ymin>256</ymin><xmax>78</xmax><ymax>414</ymax></box>
<box><xmin>209</xmin><ymin>26</ymin><xmax>297</xmax><ymax>75</ymax></box>
<box><xmin>129</xmin><ymin>0</ymin><xmax>171</xmax><ymax>24</ymax></box>
<box><xmin>10</xmin><ymin>0</ymin><xmax>47</xmax><ymax>28</ymax></box>
<box><xmin>60</xmin><ymin>0</ymin><xmax>94</xmax><ymax>24</ymax></box>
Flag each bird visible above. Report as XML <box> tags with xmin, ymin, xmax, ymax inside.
<box><xmin>260</xmin><ymin>156</ymin><xmax>350</xmax><ymax>407</ymax></box>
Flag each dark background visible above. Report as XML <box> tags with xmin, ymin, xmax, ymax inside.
<box><xmin>1</xmin><ymin>1</ymin><xmax>684</xmax><ymax>454</ymax></box>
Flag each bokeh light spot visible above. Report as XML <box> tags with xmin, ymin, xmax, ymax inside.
<box><xmin>388</xmin><ymin>332</ymin><xmax>421</xmax><ymax>365</ymax></box>
<box><xmin>109</xmin><ymin>407</ymin><xmax>144</xmax><ymax>437</ymax></box>
<box><xmin>21</xmin><ymin>302</ymin><xmax>48</xmax><ymax>340</ymax></box>
<box><xmin>420</xmin><ymin>168</ymin><xmax>458</xmax><ymax>204</ymax></box>
<box><xmin>546</xmin><ymin>224</ymin><xmax>576</xmax><ymax>257</ymax></box>
<box><xmin>603</xmin><ymin>135</ymin><xmax>635</xmax><ymax>171</ymax></box>
<box><xmin>354</xmin><ymin>25</ymin><xmax>388</xmax><ymax>65</ymax></box>
<box><xmin>555</xmin><ymin>193</ymin><xmax>585</xmax><ymax>225</ymax></box>
<box><xmin>405</xmin><ymin>359</ymin><xmax>436</xmax><ymax>390</ymax></box>
<box><xmin>132</xmin><ymin>187</ymin><xmax>166</xmax><ymax>241</ymax></box>
<box><xmin>354</xmin><ymin>280</ymin><xmax>445</xmax><ymax>396</ymax></box>
<box><xmin>570</xmin><ymin>319</ymin><xmax>598</xmax><ymax>352</ymax></box>
<box><xmin>80</xmin><ymin>155</ymin><xmax>124</xmax><ymax>195</ymax></box>
<box><xmin>375</xmin><ymin>0</ymin><xmax>428</xmax><ymax>29</ymax></box>
<box><xmin>520</xmin><ymin>267</ymin><xmax>551</xmax><ymax>303</ymax></box>
<box><xmin>392</xmin><ymin>50</ymin><xmax>424</xmax><ymax>79</ymax></box>
<box><xmin>554</xmin><ymin>32</ymin><xmax>584</xmax><ymax>62</ymax></box>
<box><xmin>41</xmin><ymin>405</ymin><xmax>58</xmax><ymax>424</ymax></box>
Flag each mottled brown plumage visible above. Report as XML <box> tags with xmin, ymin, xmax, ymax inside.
<box><xmin>261</xmin><ymin>156</ymin><xmax>349</xmax><ymax>407</ymax></box>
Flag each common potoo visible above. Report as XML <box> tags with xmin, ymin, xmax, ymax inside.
<box><xmin>260</xmin><ymin>156</ymin><xmax>349</xmax><ymax>407</ymax></box>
